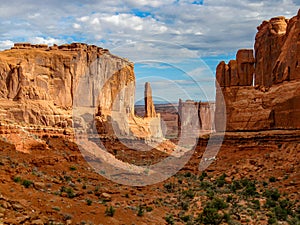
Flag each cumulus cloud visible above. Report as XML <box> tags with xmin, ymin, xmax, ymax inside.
<box><xmin>0</xmin><ymin>0</ymin><xmax>299</xmax><ymax>101</ymax></box>
<box><xmin>0</xmin><ymin>40</ymin><xmax>14</xmax><ymax>50</ymax></box>
<box><xmin>28</xmin><ymin>37</ymin><xmax>65</xmax><ymax>46</ymax></box>
<box><xmin>0</xmin><ymin>0</ymin><xmax>298</xmax><ymax>58</ymax></box>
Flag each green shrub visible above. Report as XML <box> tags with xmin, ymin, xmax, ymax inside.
<box><xmin>86</xmin><ymin>199</ymin><xmax>92</xmax><ymax>206</ymax></box>
<box><xmin>251</xmin><ymin>199</ymin><xmax>260</xmax><ymax>210</ymax></box>
<box><xmin>184</xmin><ymin>172</ymin><xmax>192</xmax><ymax>178</ymax></box>
<box><xmin>64</xmin><ymin>175</ymin><xmax>72</xmax><ymax>182</ymax></box>
<box><xmin>265</xmin><ymin>199</ymin><xmax>277</xmax><ymax>208</ymax></box>
<box><xmin>69</xmin><ymin>165</ymin><xmax>77</xmax><ymax>171</ymax></box>
<box><xmin>196</xmin><ymin>197</ymin><xmax>229</xmax><ymax>225</ymax></box>
<box><xmin>274</xmin><ymin>205</ymin><xmax>288</xmax><ymax>220</ymax></box>
<box><xmin>199</xmin><ymin>171</ymin><xmax>208</xmax><ymax>181</ymax></box>
<box><xmin>200</xmin><ymin>181</ymin><xmax>213</xmax><ymax>189</ymax></box>
<box><xmin>181</xmin><ymin>201</ymin><xmax>189</xmax><ymax>211</ymax></box>
<box><xmin>269</xmin><ymin>177</ymin><xmax>276</xmax><ymax>182</ymax></box>
<box><xmin>22</xmin><ymin>179</ymin><xmax>33</xmax><ymax>188</ymax></box>
<box><xmin>216</xmin><ymin>173</ymin><xmax>226</xmax><ymax>187</ymax></box>
<box><xmin>145</xmin><ymin>206</ymin><xmax>153</xmax><ymax>212</ymax></box>
<box><xmin>105</xmin><ymin>206</ymin><xmax>115</xmax><ymax>217</ymax></box>
<box><xmin>226</xmin><ymin>195</ymin><xmax>233</xmax><ymax>203</ymax></box>
<box><xmin>60</xmin><ymin>186</ymin><xmax>75</xmax><ymax>198</ymax></box>
<box><xmin>208</xmin><ymin>197</ymin><xmax>228</xmax><ymax>210</ymax></box>
<box><xmin>137</xmin><ymin>205</ymin><xmax>144</xmax><ymax>217</ymax></box>
<box><xmin>197</xmin><ymin>206</ymin><xmax>224</xmax><ymax>225</ymax></box>
<box><xmin>264</xmin><ymin>188</ymin><xmax>281</xmax><ymax>201</ymax></box>
<box><xmin>230</xmin><ymin>180</ymin><xmax>243</xmax><ymax>192</ymax></box>
<box><xmin>164</xmin><ymin>182</ymin><xmax>175</xmax><ymax>193</ymax></box>
<box><xmin>165</xmin><ymin>214</ymin><xmax>174</xmax><ymax>225</ymax></box>
<box><xmin>242</xmin><ymin>181</ymin><xmax>258</xmax><ymax>197</ymax></box>
<box><xmin>181</xmin><ymin>214</ymin><xmax>191</xmax><ymax>222</ymax></box>
<box><xmin>183</xmin><ymin>189</ymin><xmax>195</xmax><ymax>199</ymax></box>
<box><xmin>52</xmin><ymin>206</ymin><xmax>60</xmax><ymax>211</ymax></box>
<box><xmin>13</xmin><ymin>176</ymin><xmax>22</xmax><ymax>183</ymax></box>
<box><xmin>268</xmin><ymin>216</ymin><xmax>277</xmax><ymax>224</ymax></box>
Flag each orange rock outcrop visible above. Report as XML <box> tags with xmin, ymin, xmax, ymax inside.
<box><xmin>215</xmin><ymin>11</ymin><xmax>300</xmax><ymax>131</ymax></box>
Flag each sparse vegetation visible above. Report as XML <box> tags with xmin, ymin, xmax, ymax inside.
<box><xmin>105</xmin><ymin>206</ymin><xmax>115</xmax><ymax>217</ymax></box>
<box><xmin>13</xmin><ymin>176</ymin><xmax>21</xmax><ymax>183</ymax></box>
<box><xmin>86</xmin><ymin>198</ymin><xmax>92</xmax><ymax>206</ymax></box>
<box><xmin>22</xmin><ymin>179</ymin><xmax>33</xmax><ymax>188</ymax></box>
<box><xmin>137</xmin><ymin>205</ymin><xmax>144</xmax><ymax>217</ymax></box>
<box><xmin>69</xmin><ymin>165</ymin><xmax>77</xmax><ymax>171</ymax></box>
<box><xmin>165</xmin><ymin>214</ymin><xmax>174</xmax><ymax>225</ymax></box>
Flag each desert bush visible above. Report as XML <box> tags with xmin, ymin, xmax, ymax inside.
<box><xmin>208</xmin><ymin>197</ymin><xmax>228</xmax><ymax>210</ymax></box>
<box><xmin>105</xmin><ymin>206</ymin><xmax>115</xmax><ymax>217</ymax></box>
<box><xmin>164</xmin><ymin>182</ymin><xmax>176</xmax><ymax>193</ymax></box>
<box><xmin>264</xmin><ymin>188</ymin><xmax>281</xmax><ymax>201</ymax></box>
<box><xmin>199</xmin><ymin>171</ymin><xmax>208</xmax><ymax>181</ymax></box>
<box><xmin>197</xmin><ymin>206</ymin><xmax>225</xmax><ymax>225</ymax></box>
<box><xmin>137</xmin><ymin>205</ymin><xmax>144</xmax><ymax>217</ymax></box>
<box><xmin>86</xmin><ymin>198</ymin><xmax>92</xmax><ymax>206</ymax></box>
<box><xmin>69</xmin><ymin>165</ymin><xmax>77</xmax><ymax>171</ymax></box>
<box><xmin>165</xmin><ymin>214</ymin><xmax>174</xmax><ymax>225</ymax></box>
<box><xmin>215</xmin><ymin>173</ymin><xmax>226</xmax><ymax>187</ymax></box>
<box><xmin>13</xmin><ymin>176</ymin><xmax>21</xmax><ymax>183</ymax></box>
<box><xmin>22</xmin><ymin>179</ymin><xmax>33</xmax><ymax>188</ymax></box>
<box><xmin>274</xmin><ymin>205</ymin><xmax>288</xmax><ymax>220</ymax></box>
<box><xmin>182</xmin><ymin>189</ymin><xmax>195</xmax><ymax>199</ymax></box>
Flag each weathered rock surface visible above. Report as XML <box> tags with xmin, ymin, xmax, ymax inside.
<box><xmin>0</xmin><ymin>43</ymin><xmax>132</xmax><ymax>128</ymax></box>
<box><xmin>144</xmin><ymin>82</ymin><xmax>156</xmax><ymax>118</ymax></box>
<box><xmin>215</xmin><ymin>11</ymin><xmax>300</xmax><ymax>131</ymax></box>
<box><xmin>216</xmin><ymin>49</ymin><xmax>254</xmax><ymax>87</ymax></box>
<box><xmin>178</xmin><ymin>99</ymin><xmax>215</xmax><ymax>136</ymax></box>
<box><xmin>0</xmin><ymin>43</ymin><xmax>163</xmax><ymax>139</ymax></box>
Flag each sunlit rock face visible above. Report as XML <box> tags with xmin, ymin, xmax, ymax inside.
<box><xmin>0</xmin><ymin>43</ymin><xmax>163</xmax><ymax>140</ymax></box>
<box><xmin>215</xmin><ymin>11</ymin><xmax>300</xmax><ymax>131</ymax></box>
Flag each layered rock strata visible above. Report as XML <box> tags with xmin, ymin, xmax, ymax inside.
<box><xmin>0</xmin><ymin>43</ymin><xmax>162</xmax><ymax>139</ymax></box>
<box><xmin>215</xmin><ymin>11</ymin><xmax>300</xmax><ymax>131</ymax></box>
<box><xmin>178</xmin><ymin>99</ymin><xmax>215</xmax><ymax>136</ymax></box>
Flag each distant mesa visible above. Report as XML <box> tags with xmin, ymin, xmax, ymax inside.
<box><xmin>178</xmin><ymin>99</ymin><xmax>215</xmax><ymax>137</ymax></box>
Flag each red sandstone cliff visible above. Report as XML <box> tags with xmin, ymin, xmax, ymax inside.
<box><xmin>0</xmin><ymin>43</ymin><xmax>135</xmax><ymax>128</ymax></box>
<box><xmin>215</xmin><ymin>10</ymin><xmax>300</xmax><ymax>131</ymax></box>
<box><xmin>0</xmin><ymin>43</ymin><xmax>162</xmax><ymax>139</ymax></box>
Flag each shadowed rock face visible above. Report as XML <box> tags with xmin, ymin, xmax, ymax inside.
<box><xmin>215</xmin><ymin>11</ymin><xmax>300</xmax><ymax>131</ymax></box>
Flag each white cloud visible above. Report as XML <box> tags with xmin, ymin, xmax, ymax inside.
<box><xmin>0</xmin><ymin>0</ymin><xmax>299</xmax><ymax>102</ymax></box>
<box><xmin>78</xmin><ymin>16</ymin><xmax>90</xmax><ymax>22</ymax></box>
<box><xmin>73</xmin><ymin>23</ymin><xmax>81</xmax><ymax>29</ymax></box>
<box><xmin>28</xmin><ymin>13</ymin><xmax>40</xmax><ymax>19</ymax></box>
<box><xmin>0</xmin><ymin>0</ymin><xmax>298</xmax><ymax>58</ymax></box>
<box><xmin>0</xmin><ymin>40</ymin><xmax>14</xmax><ymax>50</ymax></box>
<box><xmin>124</xmin><ymin>0</ymin><xmax>174</xmax><ymax>8</ymax></box>
<box><xmin>28</xmin><ymin>37</ymin><xmax>64</xmax><ymax>46</ymax></box>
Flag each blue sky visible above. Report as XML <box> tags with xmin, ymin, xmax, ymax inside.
<box><xmin>0</xmin><ymin>0</ymin><xmax>299</xmax><ymax>103</ymax></box>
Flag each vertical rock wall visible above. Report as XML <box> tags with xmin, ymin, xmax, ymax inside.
<box><xmin>178</xmin><ymin>99</ymin><xmax>215</xmax><ymax>136</ymax></box>
<box><xmin>215</xmin><ymin>11</ymin><xmax>300</xmax><ymax>131</ymax></box>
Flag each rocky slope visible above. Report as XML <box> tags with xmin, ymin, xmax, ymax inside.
<box><xmin>215</xmin><ymin>10</ymin><xmax>300</xmax><ymax>131</ymax></box>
